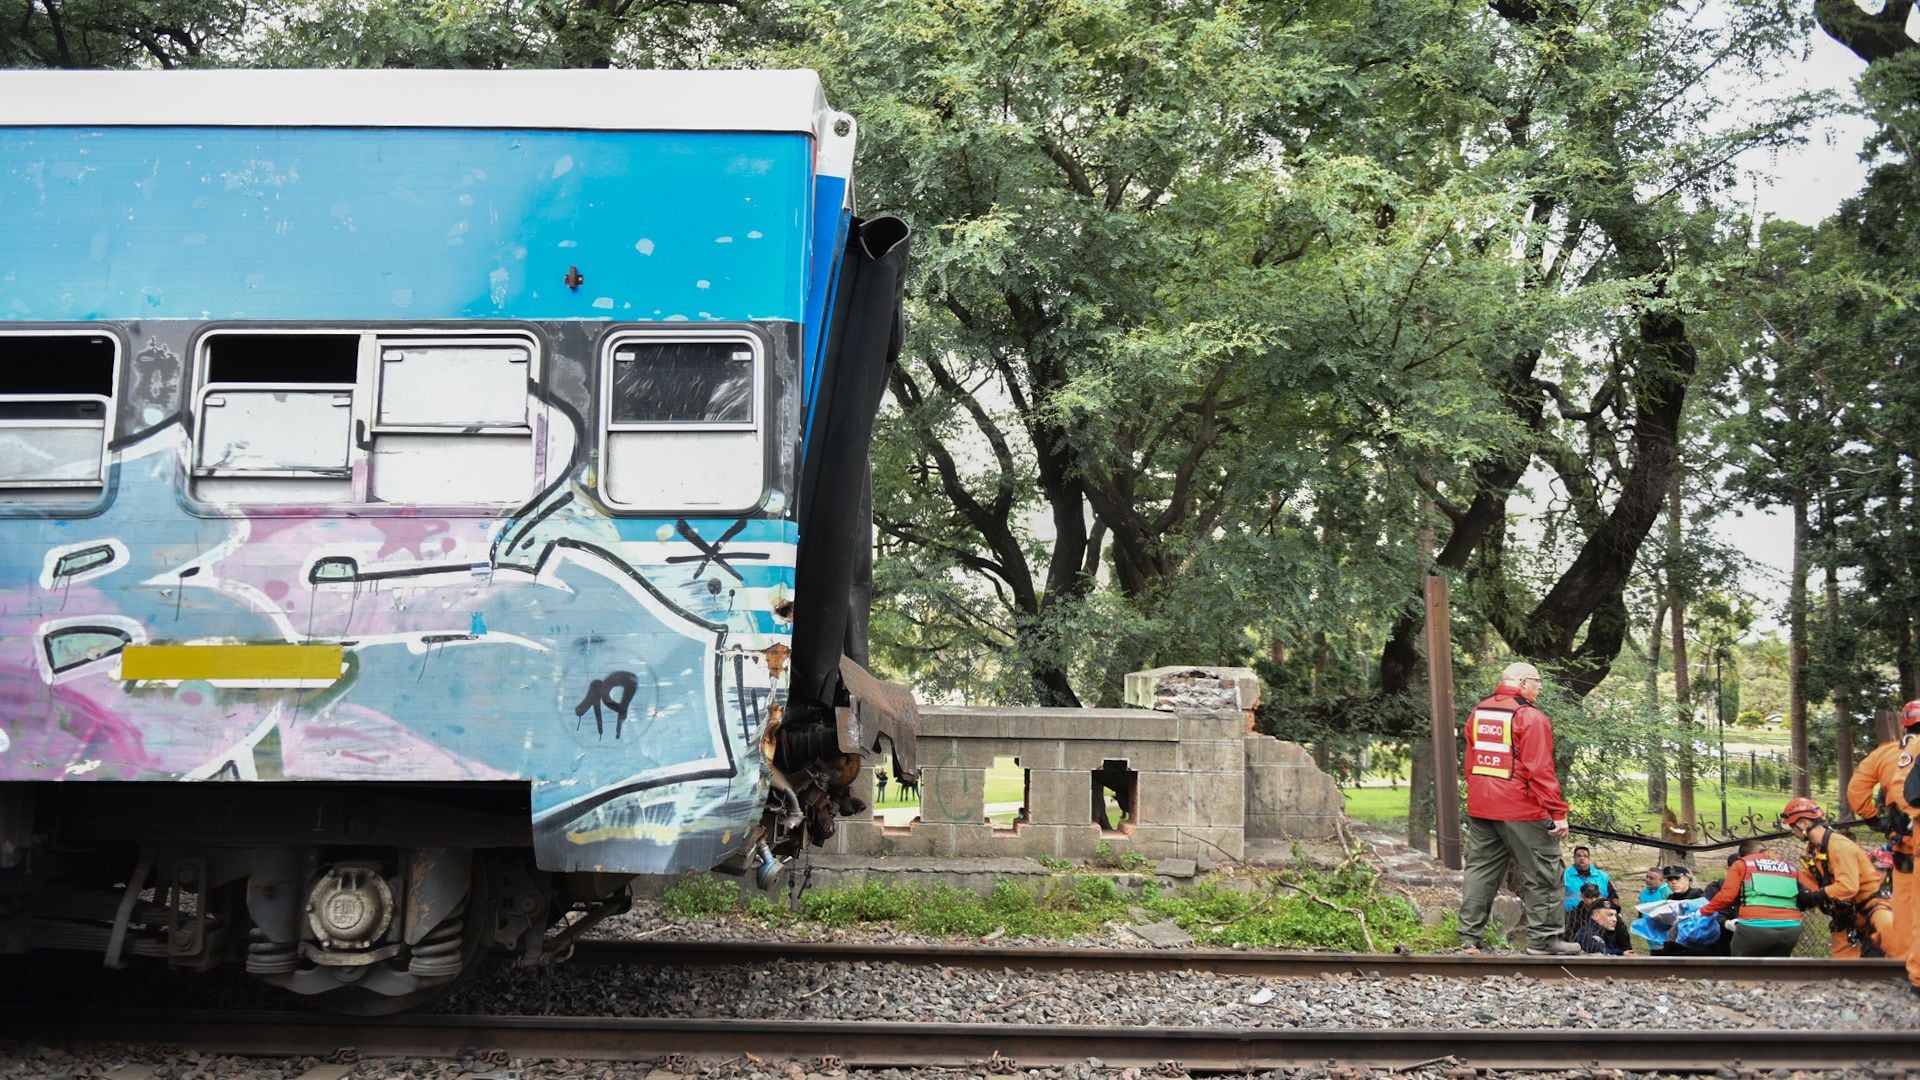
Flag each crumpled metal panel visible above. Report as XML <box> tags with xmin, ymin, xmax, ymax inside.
<box><xmin>835</xmin><ymin>656</ymin><xmax>918</xmax><ymax>781</ymax></box>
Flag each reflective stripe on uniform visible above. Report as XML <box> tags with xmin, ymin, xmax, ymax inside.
<box><xmin>1469</xmin><ymin>708</ymin><xmax>1514</xmax><ymax>779</ymax></box>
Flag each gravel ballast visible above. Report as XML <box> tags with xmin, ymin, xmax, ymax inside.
<box><xmin>8</xmin><ymin>897</ymin><xmax>1919</xmax><ymax>1080</ymax></box>
<box><xmin>0</xmin><ymin>1047</ymin><xmax>1894</xmax><ymax>1080</ymax></box>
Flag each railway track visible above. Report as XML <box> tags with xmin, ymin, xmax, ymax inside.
<box><xmin>9</xmin><ymin>1008</ymin><xmax>1919</xmax><ymax>1073</ymax></box>
<box><xmin>570</xmin><ymin>937</ymin><xmax>1907</xmax><ymax>982</ymax></box>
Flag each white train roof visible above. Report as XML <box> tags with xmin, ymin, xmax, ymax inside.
<box><xmin>0</xmin><ymin>69</ymin><xmax>834</xmax><ymax>136</ymax></box>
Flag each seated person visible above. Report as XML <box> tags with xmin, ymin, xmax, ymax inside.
<box><xmin>1566</xmin><ymin>882</ymin><xmax>1604</xmax><ymax>937</ymax></box>
<box><xmin>1637</xmin><ymin>866</ymin><xmax>1671</xmax><ymax>905</ymax></box>
<box><xmin>1662</xmin><ymin>864</ymin><xmax>1704</xmax><ymax>902</ymax></box>
<box><xmin>1651</xmin><ymin>865</ymin><xmax>1729</xmax><ymax>956</ymax></box>
<box><xmin>1563</xmin><ymin>845</ymin><xmax>1616</xmax><ymax>914</ymax></box>
<box><xmin>1573</xmin><ymin>904</ymin><xmax>1627</xmax><ymax>955</ymax></box>
<box><xmin>1602</xmin><ymin>898</ymin><xmax>1633</xmax><ymax>953</ymax></box>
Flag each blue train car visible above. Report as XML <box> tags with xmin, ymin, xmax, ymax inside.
<box><xmin>0</xmin><ymin>69</ymin><xmax>913</xmax><ymax>1010</ymax></box>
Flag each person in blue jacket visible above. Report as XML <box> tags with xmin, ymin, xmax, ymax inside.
<box><xmin>1563</xmin><ymin>845</ymin><xmax>1615</xmax><ymax>911</ymax></box>
<box><xmin>1636</xmin><ymin>865</ymin><xmax>1671</xmax><ymax>906</ymax></box>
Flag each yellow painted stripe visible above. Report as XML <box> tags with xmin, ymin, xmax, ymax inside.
<box><xmin>118</xmin><ymin>644</ymin><xmax>343</xmax><ymax>682</ymax></box>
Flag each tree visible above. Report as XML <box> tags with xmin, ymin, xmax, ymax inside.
<box><xmin>0</xmin><ymin>0</ymin><xmax>249</xmax><ymax>67</ymax></box>
<box><xmin>1384</xmin><ymin>0</ymin><xmax>1820</xmax><ymax>702</ymax></box>
<box><xmin>763</xmin><ymin>0</ymin><xmax>1535</xmax><ymax>706</ymax></box>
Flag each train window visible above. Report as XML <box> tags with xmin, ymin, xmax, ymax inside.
<box><xmin>600</xmin><ymin>332</ymin><xmax>764</xmax><ymax>512</ymax></box>
<box><xmin>368</xmin><ymin>339</ymin><xmax>535</xmax><ymax>505</ymax></box>
<box><xmin>195</xmin><ymin>334</ymin><xmax>358</xmax><ymax>503</ymax></box>
<box><xmin>199</xmin><ymin>389</ymin><xmax>354</xmax><ymax>472</ymax></box>
<box><xmin>376</xmin><ymin>343</ymin><xmax>530</xmax><ymax>428</ymax></box>
<box><xmin>0</xmin><ymin>332</ymin><xmax>117</xmax><ymax>492</ymax></box>
<box><xmin>191</xmin><ymin>330</ymin><xmax>540</xmax><ymax>508</ymax></box>
<box><xmin>609</xmin><ymin>340</ymin><xmax>754</xmax><ymax>425</ymax></box>
<box><xmin>206</xmin><ymin>335</ymin><xmax>358</xmax><ymax>384</ymax></box>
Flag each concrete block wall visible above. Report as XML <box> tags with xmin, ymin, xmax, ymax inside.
<box><xmin>1243</xmin><ymin>734</ymin><xmax>1345</xmax><ymax>840</ymax></box>
<box><xmin>816</xmin><ymin>669</ymin><xmax>1341</xmax><ymax>863</ymax></box>
<box><xmin>819</xmin><ymin>706</ymin><xmax>1248</xmax><ymax>863</ymax></box>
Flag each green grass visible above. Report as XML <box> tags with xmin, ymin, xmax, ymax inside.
<box><xmin>1721</xmin><ymin>727</ymin><xmax>1792</xmax><ymax>747</ymax></box>
<box><xmin>872</xmin><ymin>757</ymin><xmax>1029</xmax><ymax>811</ymax></box>
<box><xmin>668</xmin><ymin>861</ymin><xmax>1459</xmax><ymax>953</ymax></box>
<box><xmin>1339</xmin><ymin>776</ymin><xmax>1839</xmax><ymax>832</ymax></box>
<box><xmin>1342</xmin><ymin>786</ymin><xmax>1415</xmax><ymax>823</ymax></box>
<box><xmin>1607</xmin><ymin>781</ymin><xmax>1841</xmax><ymax>834</ymax></box>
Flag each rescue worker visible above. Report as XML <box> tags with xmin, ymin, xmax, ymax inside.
<box><xmin>1782</xmin><ymin>796</ymin><xmax>1893</xmax><ymax>959</ymax></box>
<box><xmin>1848</xmin><ymin>698</ymin><xmax>1920</xmax><ymax>996</ymax></box>
<box><xmin>1455</xmin><ymin>661</ymin><xmax>1581</xmax><ymax>956</ymax></box>
<box><xmin>1697</xmin><ymin>838</ymin><xmax>1805</xmax><ymax>956</ymax></box>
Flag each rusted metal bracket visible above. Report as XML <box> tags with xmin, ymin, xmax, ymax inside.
<box><xmin>835</xmin><ymin>655</ymin><xmax>919</xmax><ymax>781</ymax></box>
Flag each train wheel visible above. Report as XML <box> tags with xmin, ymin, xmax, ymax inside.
<box><xmin>314</xmin><ymin>854</ymin><xmax>499</xmax><ymax>1016</ymax></box>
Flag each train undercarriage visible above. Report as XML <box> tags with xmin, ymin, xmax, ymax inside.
<box><xmin>0</xmin><ymin>689</ymin><xmax>914</xmax><ymax>1016</ymax></box>
<box><xmin>0</xmin><ymin>783</ymin><xmax>639</xmax><ymax>1014</ymax></box>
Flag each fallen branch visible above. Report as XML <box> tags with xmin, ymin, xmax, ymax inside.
<box><xmin>1274</xmin><ymin>877</ymin><xmax>1376</xmax><ymax>953</ymax></box>
<box><xmin>1194</xmin><ymin>873</ymin><xmax>1288</xmax><ymax>927</ymax></box>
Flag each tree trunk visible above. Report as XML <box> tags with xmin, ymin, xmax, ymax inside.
<box><xmin>1829</xmin><ymin>557</ymin><xmax>1854</xmax><ymax>800</ymax></box>
<box><xmin>1789</xmin><ymin>491</ymin><xmax>1811</xmax><ymax>797</ymax></box>
<box><xmin>1816</xmin><ymin>0</ymin><xmax>1920</xmax><ymax>64</ymax></box>
<box><xmin>1408</xmin><ymin>508</ymin><xmax>1436</xmax><ymax>854</ymax></box>
<box><xmin>1378</xmin><ymin>352</ymin><xmax>1544</xmax><ymax>698</ymax></box>
<box><xmin>1667</xmin><ymin>479</ymin><xmax>1696</xmax><ymax>843</ymax></box>
<box><xmin>1670</xmin><ymin>599</ymin><xmax>1697</xmax><ymax>842</ymax></box>
<box><xmin>1407</xmin><ymin>738</ymin><xmax>1435</xmax><ymax>855</ymax></box>
<box><xmin>1645</xmin><ymin>590</ymin><xmax>1669</xmax><ymax>812</ymax></box>
<box><xmin>1894</xmin><ymin>456</ymin><xmax>1917</xmax><ymax>701</ymax></box>
<box><xmin>1910</xmin><ymin>462</ymin><xmax>1920</xmax><ymax>701</ymax></box>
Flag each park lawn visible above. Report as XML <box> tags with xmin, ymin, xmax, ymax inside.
<box><xmin>1607</xmin><ymin>780</ymin><xmax>1842</xmax><ymax>835</ymax></box>
<box><xmin>1343</xmin><ymin>785</ymin><xmax>1413</xmax><ymax>823</ymax></box>
<box><xmin>873</xmin><ymin>757</ymin><xmax>1028</xmax><ymax>810</ymax></box>
<box><xmin>1338</xmin><ymin>777</ymin><xmax>1841</xmax><ymax>833</ymax></box>
<box><xmin>1728</xmin><ymin>730</ymin><xmax>1791</xmax><ymax>746</ymax></box>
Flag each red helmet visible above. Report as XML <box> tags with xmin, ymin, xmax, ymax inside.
<box><xmin>1782</xmin><ymin>797</ymin><xmax>1825</xmax><ymax>827</ymax></box>
<box><xmin>1903</xmin><ymin>700</ymin><xmax>1920</xmax><ymax>729</ymax></box>
<box><xmin>1873</xmin><ymin>848</ymin><xmax>1896</xmax><ymax>871</ymax></box>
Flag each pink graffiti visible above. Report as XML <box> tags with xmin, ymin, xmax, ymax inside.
<box><xmin>282</xmin><ymin>703</ymin><xmax>511</xmax><ymax>781</ymax></box>
<box><xmin>0</xmin><ymin>668</ymin><xmax>154</xmax><ymax>777</ymax></box>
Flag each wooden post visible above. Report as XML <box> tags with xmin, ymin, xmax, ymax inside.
<box><xmin>1425</xmin><ymin>574</ymin><xmax>1462</xmax><ymax>869</ymax></box>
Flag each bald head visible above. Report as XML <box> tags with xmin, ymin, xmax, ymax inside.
<box><xmin>1501</xmin><ymin>661</ymin><xmax>1541</xmax><ymax>684</ymax></box>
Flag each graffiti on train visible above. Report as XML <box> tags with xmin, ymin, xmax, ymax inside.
<box><xmin>0</xmin><ymin>415</ymin><xmax>790</xmax><ymax>869</ymax></box>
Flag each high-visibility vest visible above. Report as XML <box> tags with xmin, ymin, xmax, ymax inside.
<box><xmin>1469</xmin><ymin>707</ymin><xmax>1515</xmax><ymax>780</ymax></box>
<box><xmin>1736</xmin><ymin>855</ymin><xmax>1804</xmax><ymax>926</ymax></box>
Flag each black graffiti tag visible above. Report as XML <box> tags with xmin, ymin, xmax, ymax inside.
<box><xmin>573</xmin><ymin>671</ymin><xmax>639</xmax><ymax>740</ymax></box>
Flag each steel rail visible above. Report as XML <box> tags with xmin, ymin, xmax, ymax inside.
<box><xmin>569</xmin><ymin>937</ymin><xmax>1904</xmax><ymax>982</ymax></box>
<box><xmin>9</xmin><ymin>1009</ymin><xmax>1917</xmax><ymax>1073</ymax></box>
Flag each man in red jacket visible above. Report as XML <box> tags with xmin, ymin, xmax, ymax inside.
<box><xmin>1456</xmin><ymin>662</ymin><xmax>1581</xmax><ymax>956</ymax></box>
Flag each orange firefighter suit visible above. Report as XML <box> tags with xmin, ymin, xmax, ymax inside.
<box><xmin>1798</xmin><ymin>822</ymin><xmax>1894</xmax><ymax>959</ymax></box>
<box><xmin>1848</xmin><ymin>731</ymin><xmax>1918</xmax><ymax>985</ymax></box>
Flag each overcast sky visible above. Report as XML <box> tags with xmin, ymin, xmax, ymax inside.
<box><xmin>1714</xmin><ymin>23</ymin><xmax>1875</xmax><ymax>613</ymax></box>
